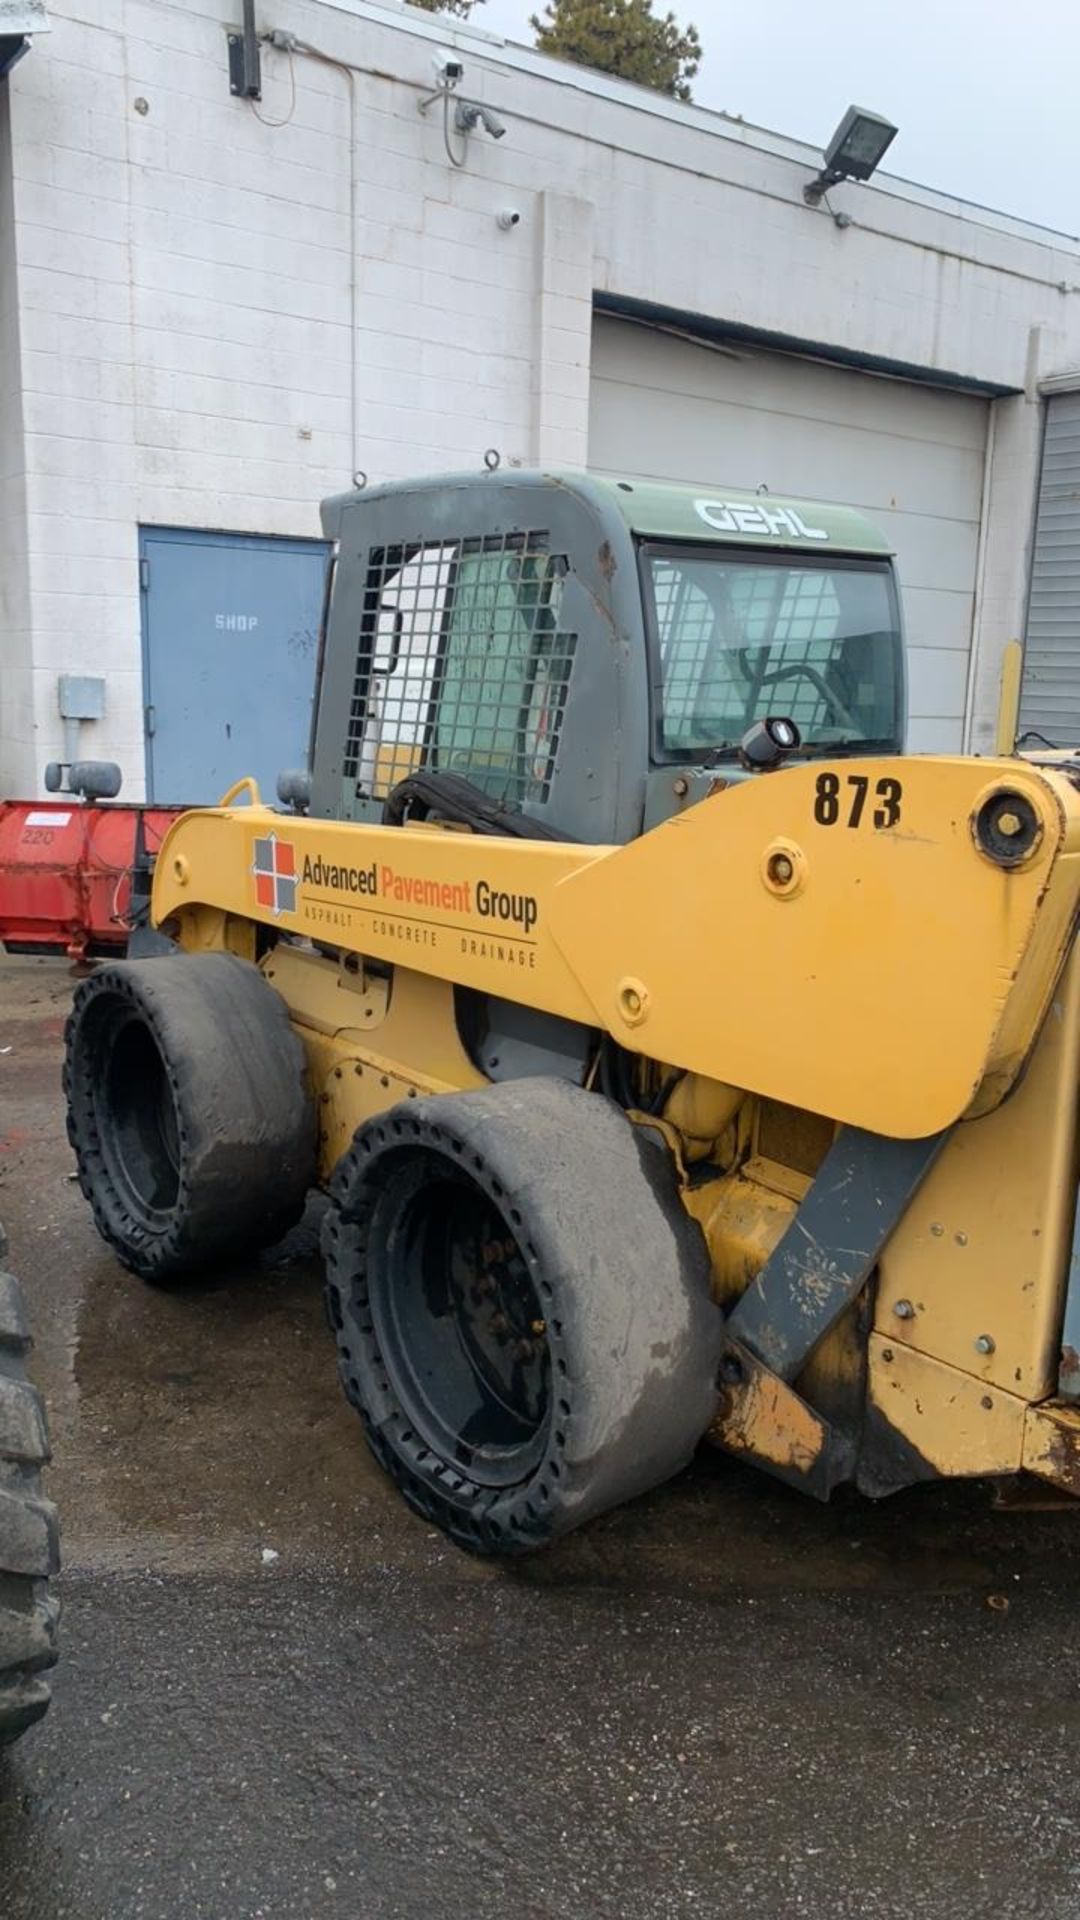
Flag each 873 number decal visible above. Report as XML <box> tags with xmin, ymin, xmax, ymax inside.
<box><xmin>813</xmin><ymin>771</ymin><xmax>902</xmax><ymax>830</ymax></box>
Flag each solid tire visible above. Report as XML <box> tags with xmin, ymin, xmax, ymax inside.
<box><xmin>323</xmin><ymin>1077</ymin><xmax>722</xmax><ymax>1554</ymax></box>
<box><xmin>64</xmin><ymin>954</ymin><xmax>316</xmax><ymax>1284</ymax></box>
<box><xmin>0</xmin><ymin>1252</ymin><xmax>59</xmax><ymax>1749</ymax></box>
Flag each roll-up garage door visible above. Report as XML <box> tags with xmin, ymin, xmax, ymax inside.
<box><xmin>588</xmin><ymin>316</ymin><xmax>989</xmax><ymax>752</ymax></box>
<box><xmin>1018</xmin><ymin>391</ymin><xmax>1080</xmax><ymax>744</ymax></box>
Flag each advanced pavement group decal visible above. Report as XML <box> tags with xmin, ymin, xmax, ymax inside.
<box><xmin>251</xmin><ymin>831</ymin><xmax>539</xmax><ymax>968</ymax></box>
<box><xmin>252</xmin><ymin>831</ymin><xmax>299</xmax><ymax>916</ymax></box>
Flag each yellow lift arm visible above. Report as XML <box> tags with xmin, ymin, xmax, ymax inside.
<box><xmin>153</xmin><ymin>755</ymin><xmax>1080</xmax><ymax>1141</ymax></box>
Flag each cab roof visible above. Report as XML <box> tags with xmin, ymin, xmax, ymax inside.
<box><xmin>576</xmin><ymin>473</ymin><xmax>893</xmax><ymax>556</ymax></box>
<box><xmin>323</xmin><ymin>469</ymin><xmax>893</xmax><ymax>559</ymax></box>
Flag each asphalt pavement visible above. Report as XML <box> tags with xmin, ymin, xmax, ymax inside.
<box><xmin>3</xmin><ymin>958</ymin><xmax>1080</xmax><ymax>1920</ymax></box>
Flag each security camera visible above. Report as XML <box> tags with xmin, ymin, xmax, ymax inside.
<box><xmin>433</xmin><ymin>49</ymin><xmax>464</xmax><ymax>86</ymax></box>
<box><xmin>418</xmin><ymin>50</ymin><xmax>468</xmax><ymax>115</ymax></box>
<box><xmin>497</xmin><ymin>208</ymin><xmax>521</xmax><ymax>230</ymax></box>
<box><xmin>454</xmin><ymin>100</ymin><xmax>506</xmax><ymax>141</ymax></box>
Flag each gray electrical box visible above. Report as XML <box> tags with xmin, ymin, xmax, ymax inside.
<box><xmin>57</xmin><ymin>674</ymin><xmax>106</xmax><ymax>721</ymax></box>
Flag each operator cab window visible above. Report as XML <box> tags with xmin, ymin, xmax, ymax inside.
<box><xmin>435</xmin><ymin>543</ymin><xmax>571</xmax><ymax>806</ymax></box>
<box><xmin>343</xmin><ymin>534</ymin><xmax>575</xmax><ymax>808</ymax></box>
<box><xmin>642</xmin><ymin>546</ymin><xmax>902</xmax><ymax>760</ymax></box>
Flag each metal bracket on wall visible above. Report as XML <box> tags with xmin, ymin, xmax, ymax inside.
<box><xmin>228</xmin><ymin>0</ymin><xmax>261</xmax><ymax>100</ymax></box>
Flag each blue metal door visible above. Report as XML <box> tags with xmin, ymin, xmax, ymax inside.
<box><xmin>140</xmin><ymin>527</ymin><xmax>330</xmax><ymax>804</ymax></box>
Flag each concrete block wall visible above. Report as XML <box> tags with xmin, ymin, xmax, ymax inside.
<box><xmin>1</xmin><ymin>0</ymin><xmax>1079</xmax><ymax>793</ymax></box>
<box><xmin>0</xmin><ymin>81</ymin><xmax>33</xmax><ymax>780</ymax></box>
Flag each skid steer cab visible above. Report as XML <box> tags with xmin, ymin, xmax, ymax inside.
<box><xmin>308</xmin><ymin>469</ymin><xmax>906</xmax><ymax>841</ymax></box>
<box><xmin>63</xmin><ymin>470</ymin><xmax>1080</xmax><ymax>1556</ymax></box>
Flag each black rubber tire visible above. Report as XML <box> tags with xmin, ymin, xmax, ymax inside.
<box><xmin>0</xmin><ymin>1242</ymin><xmax>60</xmax><ymax>1749</ymax></box>
<box><xmin>323</xmin><ymin>1077</ymin><xmax>722</xmax><ymax>1554</ymax></box>
<box><xmin>64</xmin><ymin>954</ymin><xmax>316</xmax><ymax>1284</ymax></box>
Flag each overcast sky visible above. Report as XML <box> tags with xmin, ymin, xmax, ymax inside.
<box><xmin>474</xmin><ymin>0</ymin><xmax>1080</xmax><ymax>237</ymax></box>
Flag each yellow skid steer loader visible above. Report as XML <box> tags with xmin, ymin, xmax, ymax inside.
<box><xmin>63</xmin><ymin>471</ymin><xmax>1080</xmax><ymax>1552</ymax></box>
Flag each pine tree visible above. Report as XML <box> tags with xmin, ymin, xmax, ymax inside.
<box><xmin>530</xmin><ymin>0</ymin><xmax>701</xmax><ymax>103</ymax></box>
<box><xmin>406</xmin><ymin>0</ymin><xmax>482</xmax><ymax>18</ymax></box>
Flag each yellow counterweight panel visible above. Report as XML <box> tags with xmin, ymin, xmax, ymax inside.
<box><xmin>875</xmin><ymin>940</ymin><xmax>1080</xmax><ymax>1402</ymax></box>
<box><xmin>153</xmin><ymin>756</ymin><xmax>1080</xmax><ymax>1139</ymax></box>
<box><xmin>866</xmin><ymin>1336</ymin><xmax>1027</xmax><ymax>1479</ymax></box>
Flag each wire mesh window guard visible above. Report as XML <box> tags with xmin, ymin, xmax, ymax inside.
<box><xmin>649</xmin><ymin>555</ymin><xmax>897</xmax><ymax>751</ymax></box>
<box><xmin>343</xmin><ymin>531</ymin><xmax>575</xmax><ymax>808</ymax></box>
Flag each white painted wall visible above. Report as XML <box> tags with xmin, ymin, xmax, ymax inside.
<box><xmin>1</xmin><ymin>0</ymin><xmax>1079</xmax><ymax>793</ymax></box>
<box><xmin>0</xmin><ymin>79</ymin><xmax>32</xmax><ymax>780</ymax></box>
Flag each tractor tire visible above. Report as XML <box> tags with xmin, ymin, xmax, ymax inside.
<box><xmin>323</xmin><ymin>1077</ymin><xmax>723</xmax><ymax>1554</ymax></box>
<box><xmin>64</xmin><ymin>954</ymin><xmax>316</xmax><ymax>1285</ymax></box>
<box><xmin>0</xmin><ymin>1244</ymin><xmax>59</xmax><ymax>1748</ymax></box>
